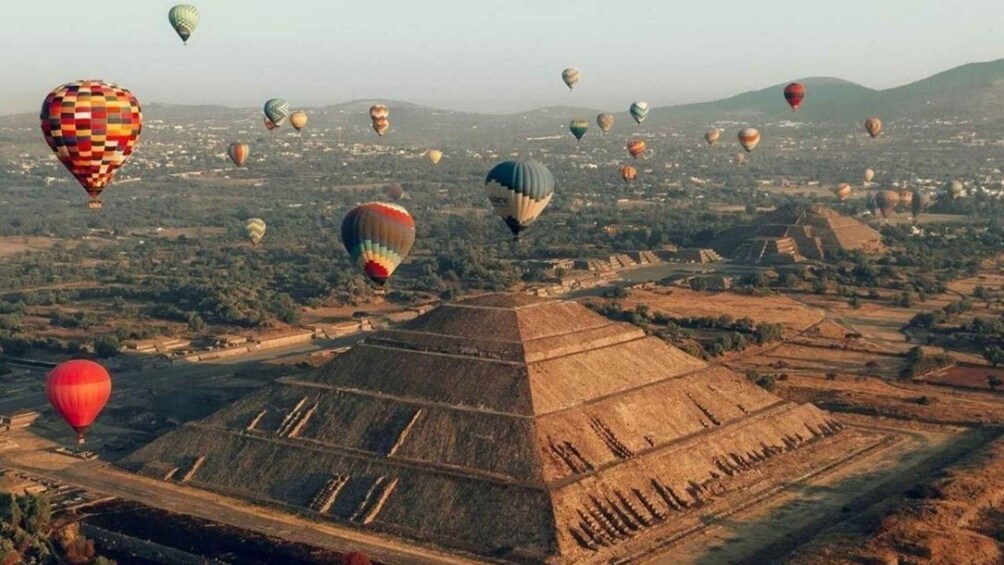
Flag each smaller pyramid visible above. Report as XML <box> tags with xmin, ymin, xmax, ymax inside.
<box><xmin>713</xmin><ymin>205</ymin><xmax>885</xmax><ymax>264</ymax></box>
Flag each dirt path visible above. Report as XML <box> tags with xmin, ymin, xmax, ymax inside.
<box><xmin>639</xmin><ymin>422</ymin><xmax>983</xmax><ymax>564</ymax></box>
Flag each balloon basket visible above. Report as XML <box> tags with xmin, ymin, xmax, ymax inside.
<box><xmin>88</xmin><ymin>201</ymin><xmax>102</xmax><ymax>209</ymax></box>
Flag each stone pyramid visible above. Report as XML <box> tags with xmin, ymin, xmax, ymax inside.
<box><xmin>123</xmin><ymin>294</ymin><xmax>842</xmax><ymax>563</ymax></box>
<box><xmin>713</xmin><ymin>204</ymin><xmax>885</xmax><ymax>263</ymax></box>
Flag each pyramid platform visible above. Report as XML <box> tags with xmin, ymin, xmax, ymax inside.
<box><xmin>122</xmin><ymin>294</ymin><xmax>844</xmax><ymax>563</ymax></box>
<box><xmin>713</xmin><ymin>204</ymin><xmax>885</xmax><ymax>263</ymax></box>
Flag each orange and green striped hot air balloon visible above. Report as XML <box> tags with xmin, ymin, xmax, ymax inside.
<box><xmin>341</xmin><ymin>202</ymin><xmax>416</xmax><ymax>286</ymax></box>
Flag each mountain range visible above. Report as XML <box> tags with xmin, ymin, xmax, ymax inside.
<box><xmin>7</xmin><ymin>58</ymin><xmax>1004</xmax><ymax>146</ymax></box>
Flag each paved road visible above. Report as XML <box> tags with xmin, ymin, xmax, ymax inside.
<box><xmin>0</xmin><ymin>431</ymin><xmax>483</xmax><ymax>565</ymax></box>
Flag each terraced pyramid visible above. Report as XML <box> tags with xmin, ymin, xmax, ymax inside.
<box><xmin>122</xmin><ymin>294</ymin><xmax>843</xmax><ymax>563</ymax></box>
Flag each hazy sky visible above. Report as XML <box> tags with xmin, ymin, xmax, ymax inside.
<box><xmin>3</xmin><ymin>1</ymin><xmax>1003</xmax><ymax>114</ymax></box>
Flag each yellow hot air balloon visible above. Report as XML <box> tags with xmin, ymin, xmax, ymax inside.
<box><xmin>426</xmin><ymin>149</ymin><xmax>443</xmax><ymax>165</ymax></box>
<box><xmin>289</xmin><ymin>111</ymin><xmax>308</xmax><ymax>131</ymax></box>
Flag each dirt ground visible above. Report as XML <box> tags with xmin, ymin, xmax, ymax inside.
<box><xmin>0</xmin><ymin>236</ymin><xmax>63</xmax><ymax>257</ymax></box>
<box><xmin>610</xmin><ymin>288</ymin><xmax>826</xmax><ymax>334</ymax></box>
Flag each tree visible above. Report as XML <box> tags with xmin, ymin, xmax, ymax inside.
<box><xmin>93</xmin><ymin>335</ymin><xmax>120</xmax><ymax>358</ymax></box>
<box><xmin>985</xmin><ymin>346</ymin><xmax>1004</xmax><ymax>368</ymax></box>
<box><xmin>987</xmin><ymin>374</ymin><xmax>1002</xmax><ymax>391</ymax></box>
<box><xmin>19</xmin><ymin>494</ymin><xmax>50</xmax><ymax>535</ymax></box>
<box><xmin>0</xmin><ymin>493</ymin><xmax>21</xmax><ymax>529</ymax></box>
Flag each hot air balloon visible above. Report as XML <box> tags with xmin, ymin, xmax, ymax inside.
<box><xmin>372</xmin><ymin>118</ymin><xmax>390</xmax><ymax>136</ymax></box>
<box><xmin>865</xmin><ymin>117</ymin><xmax>882</xmax><ymax>138</ymax></box>
<box><xmin>569</xmin><ymin>119</ymin><xmax>589</xmax><ymax>142</ymax></box>
<box><xmin>864</xmin><ymin>168</ymin><xmax>875</xmax><ymax>184</ymax></box>
<box><xmin>949</xmin><ymin>180</ymin><xmax>965</xmax><ymax>200</ymax></box>
<box><xmin>386</xmin><ymin>185</ymin><xmax>405</xmax><ymax>201</ymax></box>
<box><xmin>738</xmin><ymin>128</ymin><xmax>760</xmax><ymax>152</ymax></box>
<box><xmin>866</xmin><ymin>191</ymin><xmax>879</xmax><ymax>216</ymax></box>
<box><xmin>263</xmin><ymin>98</ymin><xmax>290</xmax><ymax>126</ymax></box>
<box><xmin>783</xmin><ymin>82</ymin><xmax>805</xmax><ymax>111</ymax></box>
<box><xmin>245</xmin><ymin>218</ymin><xmax>266</xmax><ymax>245</ymax></box>
<box><xmin>561</xmin><ymin>68</ymin><xmax>580</xmax><ymax>90</ymax></box>
<box><xmin>40</xmin><ymin>80</ymin><xmax>142</xmax><ymax>208</ymax></box>
<box><xmin>626</xmin><ymin>139</ymin><xmax>646</xmax><ymax>159</ymax></box>
<box><xmin>425</xmin><ymin>150</ymin><xmax>443</xmax><ymax>165</ymax></box>
<box><xmin>630</xmin><ymin>102</ymin><xmax>649</xmax><ymax>125</ymax></box>
<box><xmin>46</xmin><ymin>360</ymin><xmax>111</xmax><ymax>444</ymax></box>
<box><xmin>876</xmin><ymin>190</ymin><xmax>900</xmax><ymax>219</ymax></box>
<box><xmin>898</xmin><ymin>189</ymin><xmax>914</xmax><ymax>209</ymax></box>
<box><xmin>597</xmin><ymin>113</ymin><xmax>614</xmax><ymax>133</ymax></box>
<box><xmin>341</xmin><ymin>202</ymin><xmax>416</xmax><ymax>286</ymax></box>
<box><xmin>228</xmin><ymin>143</ymin><xmax>249</xmax><ymax>167</ymax></box>
<box><xmin>341</xmin><ymin>553</ymin><xmax>372</xmax><ymax>565</ymax></box>
<box><xmin>620</xmin><ymin>165</ymin><xmax>637</xmax><ymax>184</ymax></box>
<box><xmin>912</xmin><ymin>191</ymin><xmax>932</xmax><ymax>219</ymax></box>
<box><xmin>833</xmin><ymin>183</ymin><xmax>852</xmax><ymax>202</ymax></box>
<box><xmin>485</xmin><ymin>160</ymin><xmax>555</xmax><ymax>239</ymax></box>
<box><xmin>369</xmin><ymin>105</ymin><xmax>389</xmax><ymax>121</ymax></box>
<box><xmin>734</xmin><ymin>152</ymin><xmax>747</xmax><ymax>166</ymax></box>
<box><xmin>704</xmin><ymin>129</ymin><xmax>720</xmax><ymax>146</ymax></box>
<box><xmin>289</xmin><ymin>111</ymin><xmax>308</xmax><ymax>131</ymax></box>
<box><xmin>168</xmin><ymin>4</ymin><xmax>199</xmax><ymax>45</ymax></box>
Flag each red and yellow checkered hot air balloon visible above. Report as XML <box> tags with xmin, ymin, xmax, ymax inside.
<box><xmin>40</xmin><ymin>80</ymin><xmax>142</xmax><ymax>208</ymax></box>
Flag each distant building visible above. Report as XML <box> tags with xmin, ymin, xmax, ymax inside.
<box><xmin>1</xmin><ymin>409</ymin><xmax>39</xmax><ymax>432</ymax></box>
<box><xmin>123</xmin><ymin>337</ymin><xmax>191</xmax><ymax>354</ymax></box>
<box><xmin>213</xmin><ymin>334</ymin><xmax>249</xmax><ymax>348</ymax></box>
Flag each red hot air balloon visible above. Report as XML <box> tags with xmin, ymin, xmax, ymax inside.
<box><xmin>341</xmin><ymin>553</ymin><xmax>371</xmax><ymax>565</ymax></box>
<box><xmin>45</xmin><ymin>360</ymin><xmax>112</xmax><ymax>444</ymax></box>
<box><xmin>626</xmin><ymin>139</ymin><xmax>646</xmax><ymax>159</ymax></box>
<box><xmin>783</xmin><ymin>82</ymin><xmax>805</xmax><ymax>111</ymax></box>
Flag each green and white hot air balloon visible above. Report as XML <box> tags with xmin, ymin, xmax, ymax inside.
<box><xmin>168</xmin><ymin>4</ymin><xmax>200</xmax><ymax>45</ymax></box>
<box><xmin>569</xmin><ymin>119</ymin><xmax>589</xmax><ymax>142</ymax></box>
<box><xmin>630</xmin><ymin>101</ymin><xmax>649</xmax><ymax>125</ymax></box>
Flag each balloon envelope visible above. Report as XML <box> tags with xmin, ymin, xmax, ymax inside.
<box><xmin>369</xmin><ymin>105</ymin><xmax>389</xmax><ymax>120</ymax></box>
<box><xmin>289</xmin><ymin>111</ymin><xmax>308</xmax><ymax>131</ymax></box>
<box><xmin>865</xmin><ymin>117</ymin><xmax>883</xmax><ymax>138</ymax></box>
<box><xmin>833</xmin><ymin>183</ymin><xmax>852</xmax><ymax>202</ymax></box>
<box><xmin>372</xmin><ymin>118</ymin><xmax>390</xmax><ymax>136</ymax></box>
<box><xmin>783</xmin><ymin>82</ymin><xmax>805</xmax><ymax>110</ymax></box>
<box><xmin>629</xmin><ymin>101</ymin><xmax>649</xmax><ymax>125</ymax></box>
<box><xmin>341</xmin><ymin>203</ymin><xmax>416</xmax><ymax>286</ymax></box>
<box><xmin>40</xmin><ymin>80</ymin><xmax>143</xmax><ymax>208</ymax></box>
<box><xmin>876</xmin><ymin>190</ymin><xmax>900</xmax><ymax>218</ymax></box>
<box><xmin>228</xmin><ymin>143</ymin><xmax>249</xmax><ymax>167</ymax></box>
<box><xmin>46</xmin><ymin>360</ymin><xmax>111</xmax><ymax>443</ymax></box>
<box><xmin>738</xmin><ymin>128</ymin><xmax>761</xmax><ymax>152</ymax></box>
<box><xmin>704</xmin><ymin>129</ymin><xmax>720</xmax><ymax>146</ymax></box>
<box><xmin>596</xmin><ymin>113</ymin><xmax>614</xmax><ymax>133</ymax></box>
<box><xmin>864</xmin><ymin>168</ymin><xmax>875</xmax><ymax>183</ymax></box>
<box><xmin>569</xmin><ymin>119</ymin><xmax>589</xmax><ymax>141</ymax></box>
<box><xmin>425</xmin><ymin>150</ymin><xmax>443</xmax><ymax>165</ymax></box>
<box><xmin>626</xmin><ymin>140</ymin><xmax>646</xmax><ymax>159</ymax></box>
<box><xmin>620</xmin><ymin>165</ymin><xmax>637</xmax><ymax>184</ymax></box>
<box><xmin>734</xmin><ymin>152</ymin><xmax>746</xmax><ymax>165</ymax></box>
<box><xmin>561</xmin><ymin>68</ymin><xmax>580</xmax><ymax>90</ymax></box>
<box><xmin>168</xmin><ymin>4</ymin><xmax>200</xmax><ymax>44</ymax></box>
<box><xmin>485</xmin><ymin>160</ymin><xmax>555</xmax><ymax>239</ymax></box>
<box><xmin>263</xmin><ymin>98</ymin><xmax>290</xmax><ymax>125</ymax></box>
<box><xmin>245</xmin><ymin>218</ymin><xmax>266</xmax><ymax>245</ymax></box>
